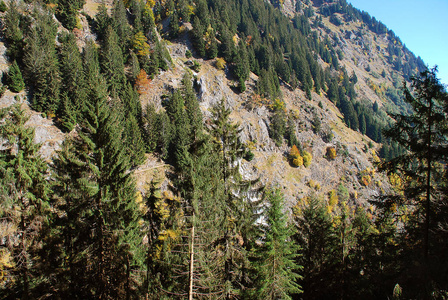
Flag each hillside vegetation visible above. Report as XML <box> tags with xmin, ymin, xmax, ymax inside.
<box><xmin>0</xmin><ymin>0</ymin><xmax>447</xmax><ymax>299</ymax></box>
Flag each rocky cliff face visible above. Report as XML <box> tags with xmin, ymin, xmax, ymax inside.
<box><xmin>140</xmin><ymin>27</ymin><xmax>391</xmax><ymax>208</ymax></box>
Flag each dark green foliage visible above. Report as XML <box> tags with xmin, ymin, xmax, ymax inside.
<box><xmin>312</xmin><ymin>113</ymin><xmax>321</xmax><ymax>134</ymax></box>
<box><xmin>293</xmin><ymin>195</ymin><xmax>338</xmax><ymax>299</ymax></box>
<box><xmin>56</xmin><ymin>0</ymin><xmax>85</xmax><ymax>30</ymax></box>
<box><xmin>169</xmin><ymin>11</ymin><xmax>180</xmax><ymax>38</ymax></box>
<box><xmin>339</xmin><ymin>95</ymin><xmax>359</xmax><ymax>130</ymax></box>
<box><xmin>208</xmin><ymin>99</ymin><xmax>262</xmax><ymax>298</ymax></box>
<box><xmin>23</xmin><ymin>7</ymin><xmax>60</xmax><ymax>114</ymax></box>
<box><xmin>0</xmin><ymin>0</ymin><xmax>7</xmax><ymax>12</ymax></box>
<box><xmin>142</xmin><ymin>103</ymin><xmax>159</xmax><ymax>152</ymax></box>
<box><xmin>95</xmin><ymin>3</ymin><xmax>111</xmax><ymax>40</ymax></box>
<box><xmin>128</xmin><ymin>51</ymin><xmax>141</xmax><ymax>80</ymax></box>
<box><xmin>376</xmin><ymin>68</ymin><xmax>448</xmax><ymax>296</ymax></box>
<box><xmin>380</xmin><ymin>68</ymin><xmax>448</xmax><ymax>257</ymax></box>
<box><xmin>130</xmin><ymin>0</ymin><xmax>143</xmax><ymax>33</ymax></box>
<box><xmin>52</xmin><ymin>78</ymin><xmax>144</xmax><ymax>299</ymax></box>
<box><xmin>270</xmin><ymin>106</ymin><xmax>286</xmax><ymax>147</ymax></box>
<box><xmin>101</xmin><ymin>25</ymin><xmax>126</xmax><ymax>95</ymax></box>
<box><xmin>182</xmin><ymin>72</ymin><xmax>202</xmax><ymax>139</ymax></box>
<box><xmin>7</xmin><ymin>60</ymin><xmax>24</xmax><ymax>93</ymax></box>
<box><xmin>112</xmin><ymin>0</ymin><xmax>131</xmax><ymax>50</ymax></box>
<box><xmin>58</xmin><ymin>92</ymin><xmax>77</xmax><ymax>132</ymax></box>
<box><xmin>253</xmin><ymin>188</ymin><xmax>302</xmax><ymax>299</ymax></box>
<box><xmin>0</xmin><ymin>104</ymin><xmax>51</xmax><ymax>299</ymax></box>
<box><xmin>206</xmin><ymin>34</ymin><xmax>218</xmax><ymax>59</ymax></box>
<box><xmin>120</xmin><ymin>82</ymin><xmax>146</xmax><ymax>166</ymax></box>
<box><xmin>257</xmin><ymin>68</ymin><xmax>281</xmax><ymax>100</ymax></box>
<box><xmin>58</xmin><ymin>32</ymin><xmax>86</xmax><ymax>126</ymax></box>
<box><xmin>191</xmin><ymin>16</ymin><xmax>206</xmax><ymax>57</ymax></box>
<box><xmin>3</xmin><ymin>1</ymin><xmax>24</xmax><ymax>61</ymax></box>
<box><xmin>234</xmin><ymin>40</ymin><xmax>250</xmax><ymax>83</ymax></box>
<box><xmin>244</xmin><ymin>149</ymin><xmax>254</xmax><ymax>161</ymax></box>
<box><xmin>286</xmin><ymin>117</ymin><xmax>298</xmax><ymax>147</ymax></box>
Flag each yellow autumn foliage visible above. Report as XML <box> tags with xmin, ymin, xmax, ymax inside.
<box><xmin>132</xmin><ymin>32</ymin><xmax>150</xmax><ymax>56</ymax></box>
<box><xmin>303</xmin><ymin>151</ymin><xmax>312</xmax><ymax>167</ymax></box>
<box><xmin>0</xmin><ymin>249</ymin><xmax>14</xmax><ymax>288</ymax></box>
<box><xmin>215</xmin><ymin>57</ymin><xmax>226</xmax><ymax>70</ymax></box>
<box><xmin>293</xmin><ymin>156</ymin><xmax>303</xmax><ymax>167</ymax></box>
<box><xmin>326</xmin><ymin>146</ymin><xmax>337</xmax><ymax>160</ymax></box>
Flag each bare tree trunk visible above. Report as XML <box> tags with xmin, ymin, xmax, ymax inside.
<box><xmin>188</xmin><ymin>212</ymin><xmax>195</xmax><ymax>300</ymax></box>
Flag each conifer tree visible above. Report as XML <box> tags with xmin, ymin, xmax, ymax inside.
<box><xmin>0</xmin><ymin>104</ymin><xmax>51</xmax><ymax>298</ymax></box>
<box><xmin>58</xmin><ymin>32</ymin><xmax>86</xmax><ymax>129</ymax></box>
<box><xmin>270</xmin><ymin>104</ymin><xmax>287</xmax><ymax>147</ymax></box>
<box><xmin>286</xmin><ymin>117</ymin><xmax>298</xmax><ymax>147</ymax></box>
<box><xmin>112</xmin><ymin>0</ymin><xmax>131</xmax><ymax>50</ymax></box>
<box><xmin>7</xmin><ymin>60</ymin><xmax>25</xmax><ymax>93</ymax></box>
<box><xmin>208</xmin><ymin>99</ymin><xmax>262</xmax><ymax>299</ymax></box>
<box><xmin>293</xmin><ymin>194</ymin><xmax>338</xmax><ymax>299</ymax></box>
<box><xmin>253</xmin><ymin>188</ymin><xmax>302</xmax><ymax>299</ymax></box>
<box><xmin>23</xmin><ymin>7</ymin><xmax>60</xmax><ymax>114</ymax></box>
<box><xmin>234</xmin><ymin>40</ymin><xmax>250</xmax><ymax>91</ymax></box>
<box><xmin>182</xmin><ymin>72</ymin><xmax>202</xmax><ymax>139</ymax></box>
<box><xmin>3</xmin><ymin>0</ymin><xmax>24</xmax><ymax>61</ymax></box>
<box><xmin>56</xmin><ymin>0</ymin><xmax>85</xmax><ymax>30</ymax></box>
<box><xmin>83</xmin><ymin>39</ymin><xmax>101</xmax><ymax>85</ymax></box>
<box><xmin>52</xmin><ymin>77</ymin><xmax>145</xmax><ymax>299</ymax></box>
<box><xmin>101</xmin><ymin>25</ymin><xmax>126</xmax><ymax>95</ymax></box>
<box><xmin>95</xmin><ymin>3</ymin><xmax>111</xmax><ymax>41</ymax></box>
<box><xmin>191</xmin><ymin>16</ymin><xmax>206</xmax><ymax>57</ymax></box>
<box><xmin>380</xmin><ymin>67</ymin><xmax>448</xmax><ymax>259</ymax></box>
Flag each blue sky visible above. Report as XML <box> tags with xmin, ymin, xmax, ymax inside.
<box><xmin>347</xmin><ymin>0</ymin><xmax>448</xmax><ymax>86</ymax></box>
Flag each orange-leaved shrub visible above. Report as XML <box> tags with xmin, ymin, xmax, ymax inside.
<box><xmin>289</xmin><ymin>145</ymin><xmax>303</xmax><ymax>167</ymax></box>
<box><xmin>135</xmin><ymin>69</ymin><xmax>151</xmax><ymax>94</ymax></box>
<box><xmin>326</xmin><ymin>146</ymin><xmax>337</xmax><ymax>160</ymax></box>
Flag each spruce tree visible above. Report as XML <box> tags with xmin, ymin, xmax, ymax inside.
<box><xmin>208</xmin><ymin>99</ymin><xmax>262</xmax><ymax>299</ymax></box>
<box><xmin>23</xmin><ymin>6</ymin><xmax>60</xmax><ymax>114</ymax></box>
<box><xmin>293</xmin><ymin>194</ymin><xmax>338</xmax><ymax>299</ymax></box>
<box><xmin>380</xmin><ymin>67</ymin><xmax>448</xmax><ymax>259</ymax></box>
<box><xmin>7</xmin><ymin>60</ymin><xmax>25</xmax><ymax>93</ymax></box>
<box><xmin>101</xmin><ymin>25</ymin><xmax>126</xmax><ymax>96</ymax></box>
<box><xmin>112</xmin><ymin>0</ymin><xmax>131</xmax><ymax>51</ymax></box>
<box><xmin>52</xmin><ymin>77</ymin><xmax>145</xmax><ymax>299</ymax></box>
<box><xmin>0</xmin><ymin>104</ymin><xmax>51</xmax><ymax>298</ymax></box>
<box><xmin>3</xmin><ymin>0</ymin><xmax>24</xmax><ymax>61</ymax></box>
<box><xmin>95</xmin><ymin>3</ymin><xmax>111</xmax><ymax>41</ymax></box>
<box><xmin>58</xmin><ymin>32</ymin><xmax>86</xmax><ymax>128</ymax></box>
<box><xmin>253</xmin><ymin>188</ymin><xmax>302</xmax><ymax>299</ymax></box>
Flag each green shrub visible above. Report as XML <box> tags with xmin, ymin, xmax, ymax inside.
<box><xmin>0</xmin><ymin>1</ymin><xmax>7</xmax><ymax>12</ymax></box>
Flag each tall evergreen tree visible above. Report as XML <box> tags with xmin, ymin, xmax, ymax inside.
<box><xmin>208</xmin><ymin>99</ymin><xmax>262</xmax><ymax>299</ymax></box>
<box><xmin>112</xmin><ymin>0</ymin><xmax>131</xmax><ymax>51</ymax></box>
<box><xmin>23</xmin><ymin>7</ymin><xmax>60</xmax><ymax>114</ymax></box>
<box><xmin>253</xmin><ymin>188</ymin><xmax>302</xmax><ymax>299</ymax></box>
<box><xmin>0</xmin><ymin>104</ymin><xmax>51</xmax><ymax>299</ymax></box>
<box><xmin>3</xmin><ymin>0</ymin><xmax>24</xmax><ymax>61</ymax></box>
<box><xmin>52</xmin><ymin>77</ymin><xmax>145</xmax><ymax>299</ymax></box>
<box><xmin>58</xmin><ymin>32</ymin><xmax>86</xmax><ymax>130</ymax></box>
<box><xmin>380</xmin><ymin>67</ymin><xmax>448</xmax><ymax>259</ymax></box>
<box><xmin>293</xmin><ymin>194</ymin><xmax>338</xmax><ymax>299</ymax></box>
<box><xmin>101</xmin><ymin>25</ymin><xmax>126</xmax><ymax>96</ymax></box>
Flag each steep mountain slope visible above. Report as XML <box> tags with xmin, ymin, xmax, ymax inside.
<box><xmin>0</xmin><ymin>0</ymin><xmax>420</xmax><ymax>207</ymax></box>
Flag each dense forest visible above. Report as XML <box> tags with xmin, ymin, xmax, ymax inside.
<box><xmin>0</xmin><ymin>0</ymin><xmax>448</xmax><ymax>299</ymax></box>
